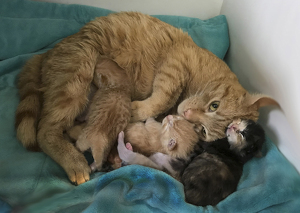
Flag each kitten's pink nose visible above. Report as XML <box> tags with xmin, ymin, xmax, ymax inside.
<box><xmin>228</xmin><ymin>124</ymin><xmax>237</xmax><ymax>131</ymax></box>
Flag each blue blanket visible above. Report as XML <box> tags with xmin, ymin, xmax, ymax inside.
<box><xmin>1</xmin><ymin>0</ymin><xmax>300</xmax><ymax>212</ymax></box>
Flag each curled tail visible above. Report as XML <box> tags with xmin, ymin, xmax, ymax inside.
<box><xmin>15</xmin><ymin>54</ymin><xmax>44</xmax><ymax>151</ymax></box>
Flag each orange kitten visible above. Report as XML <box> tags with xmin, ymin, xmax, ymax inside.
<box><xmin>75</xmin><ymin>58</ymin><xmax>131</xmax><ymax>171</ymax></box>
<box><xmin>124</xmin><ymin>116</ymin><xmax>199</xmax><ymax>159</ymax></box>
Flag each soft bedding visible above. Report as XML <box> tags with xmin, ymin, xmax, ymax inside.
<box><xmin>0</xmin><ymin>0</ymin><xmax>300</xmax><ymax>212</ymax></box>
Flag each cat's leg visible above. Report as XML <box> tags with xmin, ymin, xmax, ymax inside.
<box><xmin>36</xmin><ymin>43</ymin><xmax>99</xmax><ymax>185</ymax></box>
<box><xmin>38</xmin><ymin>107</ymin><xmax>91</xmax><ymax>185</ymax></box>
<box><xmin>117</xmin><ymin>132</ymin><xmax>163</xmax><ymax>170</ymax></box>
<box><xmin>131</xmin><ymin>59</ymin><xmax>186</xmax><ymax>122</ymax></box>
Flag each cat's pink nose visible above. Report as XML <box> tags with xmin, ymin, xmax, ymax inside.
<box><xmin>183</xmin><ymin>109</ymin><xmax>192</xmax><ymax>118</ymax></box>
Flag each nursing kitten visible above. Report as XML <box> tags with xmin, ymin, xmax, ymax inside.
<box><xmin>178</xmin><ymin>119</ymin><xmax>265</xmax><ymax>206</ymax></box>
<box><xmin>74</xmin><ymin>57</ymin><xmax>131</xmax><ymax>172</ymax></box>
<box><xmin>70</xmin><ymin>115</ymin><xmax>199</xmax><ymax>171</ymax></box>
<box><xmin>15</xmin><ymin>12</ymin><xmax>278</xmax><ymax>184</ymax></box>
<box><xmin>119</xmin><ymin>119</ymin><xmax>265</xmax><ymax>205</ymax></box>
<box><xmin>117</xmin><ymin>115</ymin><xmax>199</xmax><ymax>177</ymax></box>
<box><xmin>124</xmin><ymin>115</ymin><xmax>199</xmax><ymax>158</ymax></box>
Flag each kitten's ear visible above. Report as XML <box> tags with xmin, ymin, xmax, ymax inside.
<box><xmin>245</xmin><ymin>93</ymin><xmax>280</xmax><ymax>110</ymax></box>
<box><xmin>168</xmin><ymin>139</ymin><xmax>177</xmax><ymax>151</ymax></box>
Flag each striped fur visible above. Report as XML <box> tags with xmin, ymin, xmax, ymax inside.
<box><xmin>15</xmin><ymin>12</ymin><xmax>278</xmax><ymax>184</ymax></box>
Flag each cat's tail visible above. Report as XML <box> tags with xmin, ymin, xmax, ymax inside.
<box><xmin>15</xmin><ymin>54</ymin><xmax>44</xmax><ymax>151</ymax></box>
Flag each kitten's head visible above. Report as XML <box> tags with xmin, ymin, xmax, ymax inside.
<box><xmin>93</xmin><ymin>58</ymin><xmax>130</xmax><ymax>89</ymax></box>
<box><xmin>226</xmin><ymin>119</ymin><xmax>265</xmax><ymax>160</ymax></box>
<box><xmin>160</xmin><ymin>115</ymin><xmax>199</xmax><ymax>159</ymax></box>
<box><xmin>178</xmin><ymin>81</ymin><xmax>278</xmax><ymax>142</ymax></box>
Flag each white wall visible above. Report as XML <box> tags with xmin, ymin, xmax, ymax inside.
<box><xmin>221</xmin><ymin>0</ymin><xmax>300</xmax><ymax>173</ymax></box>
<box><xmin>36</xmin><ymin>0</ymin><xmax>223</xmax><ymax>20</ymax></box>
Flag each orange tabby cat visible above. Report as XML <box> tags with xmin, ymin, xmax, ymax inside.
<box><xmin>15</xmin><ymin>12</ymin><xmax>278</xmax><ymax>184</ymax></box>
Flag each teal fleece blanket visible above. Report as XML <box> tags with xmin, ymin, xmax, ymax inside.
<box><xmin>1</xmin><ymin>0</ymin><xmax>300</xmax><ymax>212</ymax></box>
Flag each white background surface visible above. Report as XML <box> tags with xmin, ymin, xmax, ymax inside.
<box><xmin>37</xmin><ymin>0</ymin><xmax>300</xmax><ymax>173</ymax></box>
<box><xmin>221</xmin><ymin>0</ymin><xmax>300</xmax><ymax>173</ymax></box>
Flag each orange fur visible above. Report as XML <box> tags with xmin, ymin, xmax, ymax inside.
<box><xmin>125</xmin><ymin>116</ymin><xmax>199</xmax><ymax>159</ymax></box>
<box><xmin>75</xmin><ymin>58</ymin><xmax>131</xmax><ymax>171</ymax></box>
<box><xmin>15</xmin><ymin>12</ymin><xmax>278</xmax><ymax>184</ymax></box>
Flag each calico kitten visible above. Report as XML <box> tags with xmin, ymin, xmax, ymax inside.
<box><xmin>15</xmin><ymin>12</ymin><xmax>277</xmax><ymax>184</ymax></box>
<box><xmin>118</xmin><ymin>119</ymin><xmax>265</xmax><ymax>206</ymax></box>
<box><xmin>179</xmin><ymin>119</ymin><xmax>265</xmax><ymax>206</ymax></box>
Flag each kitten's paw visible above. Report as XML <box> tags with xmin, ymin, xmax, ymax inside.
<box><xmin>126</xmin><ymin>142</ymin><xmax>133</xmax><ymax>151</ymax></box>
<box><xmin>131</xmin><ymin>101</ymin><xmax>153</xmax><ymax>122</ymax></box>
<box><xmin>117</xmin><ymin>134</ymin><xmax>135</xmax><ymax>163</ymax></box>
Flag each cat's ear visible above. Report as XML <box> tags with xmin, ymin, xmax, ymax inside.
<box><xmin>245</xmin><ymin>93</ymin><xmax>280</xmax><ymax>110</ymax></box>
<box><xmin>168</xmin><ymin>139</ymin><xmax>177</xmax><ymax>151</ymax></box>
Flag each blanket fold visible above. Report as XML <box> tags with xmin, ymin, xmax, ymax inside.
<box><xmin>0</xmin><ymin>0</ymin><xmax>300</xmax><ymax>212</ymax></box>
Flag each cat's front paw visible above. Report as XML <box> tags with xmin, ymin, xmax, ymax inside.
<box><xmin>131</xmin><ymin>101</ymin><xmax>153</xmax><ymax>122</ymax></box>
<box><xmin>63</xmin><ymin>151</ymin><xmax>91</xmax><ymax>185</ymax></box>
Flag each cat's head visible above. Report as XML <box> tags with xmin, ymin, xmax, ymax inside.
<box><xmin>177</xmin><ymin>82</ymin><xmax>278</xmax><ymax>142</ymax></box>
<box><xmin>226</xmin><ymin>119</ymin><xmax>265</xmax><ymax>160</ymax></box>
<box><xmin>160</xmin><ymin>115</ymin><xmax>199</xmax><ymax>159</ymax></box>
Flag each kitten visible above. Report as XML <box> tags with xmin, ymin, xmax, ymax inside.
<box><xmin>70</xmin><ymin>115</ymin><xmax>199</xmax><ymax>171</ymax></box>
<box><xmin>15</xmin><ymin>12</ymin><xmax>277</xmax><ymax>184</ymax></box>
<box><xmin>74</xmin><ymin>57</ymin><xmax>131</xmax><ymax>172</ymax></box>
<box><xmin>117</xmin><ymin>115</ymin><xmax>199</xmax><ymax>177</ymax></box>
<box><xmin>118</xmin><ymin>119</ymin><xmax>265</xmax><ymax>206</ymax></box>
<box><xmin>177</xmin><ymin>119</ymin><xmax>265</xmax><ymax>206</ymax></box>
<box><xmin>124</xmin><ymin>115</ymin><xmax>199</xmax><ymax>159</ymax></box>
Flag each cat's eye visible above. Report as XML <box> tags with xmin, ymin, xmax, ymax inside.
<box><xmin>209</xmin><ymin>101</ymin><xmax>220</xmax><ymax>112</ymax></box>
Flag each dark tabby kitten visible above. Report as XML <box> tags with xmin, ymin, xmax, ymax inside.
<box><xmin>177</xmin><ymin>119</ymin><xmax>265</xmax><ymax>206</ymax></box>
<box><xmin>118</xmin><ymin>119</ymin><xmax>265</xmax><ymax>206</ymax></box>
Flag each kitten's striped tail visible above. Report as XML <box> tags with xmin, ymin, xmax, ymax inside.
<box><xmin>15</xmin><ymin>54</ymin><xmax>43</xmax><ymax>151</ymax></box>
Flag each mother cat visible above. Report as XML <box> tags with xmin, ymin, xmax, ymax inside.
<box><xmin>15</xmin><ymin>12</ymin><xmax>277</xmax><ymax>185</ymax></box>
